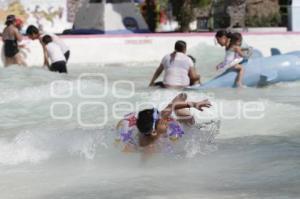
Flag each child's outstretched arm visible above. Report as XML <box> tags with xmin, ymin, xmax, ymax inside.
<box><xmin>161</xmin><ymin>93</ymin><xmax>211</xmax><ymax>118</ymax></box>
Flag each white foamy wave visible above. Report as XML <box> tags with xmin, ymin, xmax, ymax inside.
<box><xmin>214</xmin><ymin>99</ymin><xmax>300</xmax><ymax>139</ymax></box>
<box><xmin>0</xmin><ymin>129</ymin><xmax>107</xmax><ymax>165</ymax></box>
<box><xmin>145</xmin><ymin>91</ymin><xmax>300</xmax><ymax>139</ymax></box>
<box><xmin>0</xmin><ymin>85</ymin><xmax>52</xmax><ymax>104</ymax></box>
<box><xmin>272</xmin><ymin>81</ymin><xmax>300</xmax><ymax>88</ymax></box>
<box><xmin>0</xmin><ymin>131</ymin><xmax>50</xmax><ymax>165</ymax></box>
<box><xmin>188</xmin><ymin>43</ymin><xmax>224</xmax><ymax>78</ymax></box>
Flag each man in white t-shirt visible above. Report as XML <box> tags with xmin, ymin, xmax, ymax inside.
<box><xmin>149</xmin><ymin>40</ymin><xmax>200</xmax><ymax>89</ymax></box>
<box><xmin>41</xmin><ymin>35</ymin><xmax>67</xmax><ymax>73</ymax></box>
<box><xmin>26</xmin><ymin>25</ymin><xmax>70</xmax><ymax>67</ymax></box>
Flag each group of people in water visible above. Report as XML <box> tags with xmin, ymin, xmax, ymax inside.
<box><xmin>116</xmin><ymin>31</ymin><xmax>253</xmax><ymax>155</ymax></box>
<box><xmin>149</xmin><ymin>30</ymin><xmax>252</xmax><ymax>89</ymax></box>
<box><xmin>1</xmin><ymin>14</ymin><xmax>252</xmax><ymax>88</ymax></box>
<box><xmin>1</xmin><ymin>14</ymin><xmax>253</xmax><ymax>156</ymax></box>
<box><xmin>1</xmin><ymin>15</ymin><xmax>70</xmax><ymax>73</ymax></box>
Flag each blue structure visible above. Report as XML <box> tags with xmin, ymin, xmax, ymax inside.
<box><xmin>188</xmin><ymin>50</ymin><xmax>300</xmax><ymax>89</ymax></box>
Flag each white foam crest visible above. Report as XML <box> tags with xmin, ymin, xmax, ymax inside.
<box><xmin>0</xmin><ymin>78</ymin><xmax>105</xmax><ymax>104</ymax></box>
<box><xmin>0</xmin><ymin>129</ymin><xmax>108</xmax><ymax>165</ymax></box>
<box><xmin>0</xmin><ymin>131</ymin><xmax>50</xmax><ymax>165</ymax></box>
<box><xmin>144</xmin><ymin>90</ymin><xmax>300</xmax><ymax>139</ymax></box>
<box><xmin>214</xmin><ymin>99</ymin><xmax>300</xmax><ymax>139</ymax></box>
<box><xmin>0</xmin><ymin>85</ymin><xmax>52</xmax><ymax>104</ymax></box>
<box><xmin>188</xmin><ymin>43</ymin><xmax>224</xmax><ymax>78</ymax></box>
<box><xmin>272</xmin><ymin>81</ymin><xmax>300</xmax><ymax>88</ymax></box>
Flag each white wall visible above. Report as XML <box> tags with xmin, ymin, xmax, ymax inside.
<box><xmin>104</xmin><ymin>3</ymin><xmax>148</xmax><ymax>31</ymax></box>
<box><xmin>1</xmin><ymin>32</ymin><xmax>300</xmax><ymax>67</ymax></box>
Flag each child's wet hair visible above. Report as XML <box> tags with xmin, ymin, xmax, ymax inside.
<box><xmin>26</xmin><ymin>25</ymin><xmax>39</xmax><ymax>36</ymax></box>
<box><xmin>136</xmin><ymin>109</ymin><xmax>155</xmax><ymax>135</ymax></box>
<box><xmin>229</xmin><ymin>32</ymin><xmax>243</xmax><ymax>47</ymax></box>
<box><xmin>215</xmin><ymin>30</ymin><xmax>231</xmax><ymax>38</ymax></box>
<box><xmin>42</xmin><ymin>35</ymin><xmax>53</xmax><ymax>45</ymax></box>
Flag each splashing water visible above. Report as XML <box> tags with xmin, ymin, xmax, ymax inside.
<box><xmin>0</xmin><ymin>60</ymin><xmax>300</xmax><ymax>199</ymax></box>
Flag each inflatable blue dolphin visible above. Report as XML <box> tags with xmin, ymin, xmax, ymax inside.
<box><xmin>188</xmin><ymin>49</ymin><xmax>300</xmax><ymax>89</ymax></box>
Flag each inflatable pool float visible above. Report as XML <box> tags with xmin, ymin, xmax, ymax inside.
<box><xmin>115</xmin><ymin>111</ymin><xmax>220</xmax><ymax>155</ymax></box>
<box><xmin>187</xmin><ymin>49</ymin><xmax>300</xmax><ymax>89</ymax></box>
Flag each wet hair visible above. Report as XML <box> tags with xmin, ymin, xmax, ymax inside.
<box><xmin>228</xmin><ymin>32</ymin><xmax>243</xmax><ymax>48</ymax></box>
<box><xmin>26</xmin><ymin>25</ymin><xmax>39</xmax><ymax>36</ymax></box>
<box><xmin>233</xmin><ymin>32</ymin><xmax>242</xmax><ymax>42</ymax></box>
<box><xmin>136</xmin><ymin>109</ymin><xmax>155</xmax><ymax>135</ymax></box>
<box><xmin>170</xmin><ymin>40</ymin><xmax>187</xmax><ymax>63</ymax></box>
<box><xmin>215</xmin><ymin>30</ymin><xmax>232</xmax><ymax>38</ymax></box>
<box><xmin>188</xmin><ymin>55</ymin><xmax>196</xmax><ymax>64</ymax></box>
<box><xmin>174</xmin><ymin>40</ymin><xmax>187</xmax><ymax>52</ymax></box>
<box><xmin>5</xmin><ymin>15</ymin><xmax>16</xmax><ymax>26</ymax></box>
<box><xmin>41</xmin><ymin>35</ymin><xmax>53</xmax><ymax>45</ymax></box>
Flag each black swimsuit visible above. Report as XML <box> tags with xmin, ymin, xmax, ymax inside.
<box><xmin>4</xmin><ymin>39</ymin><xmax>19</xmax><ymax>58</ymax></box>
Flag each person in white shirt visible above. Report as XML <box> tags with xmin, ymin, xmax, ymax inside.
<box><xmin>41</xmin><ymin>35</ymin><xmax>67</xmax><ymax>73</ymax></box>
<box><xmin>149</xmin><ymin>40</ymin><xmax>200</xmax><ymax>89</ymax></box>
<box><xmin>26</xmin><ymin>25</ymin><xmax>70</xmax><ymax>67</ymax></box>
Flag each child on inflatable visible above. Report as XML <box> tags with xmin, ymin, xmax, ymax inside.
<box><xmin>115</xmin><ymin>93</ymin><xmax>212</xmax><ymax>156</ymax></box>
<box><xmin>215</xmin><ymin>31</ymin><xmax>247</xmax><ymax>87</ymax></box>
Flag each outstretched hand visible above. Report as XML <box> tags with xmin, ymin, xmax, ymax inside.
<box><xmin>192</xmin><ymin>99</ymin><xmax>212</xmax><ymax>111</ymax></box>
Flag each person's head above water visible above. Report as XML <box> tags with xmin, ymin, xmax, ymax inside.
<box><xmin>5</xmin><ymin>15</ymin><xmax>16</xmax><ymax>26</ymax></box>
<box><xmin>41</xmin><ymin>35</ymin><xmax>53</xmax><ymax>45</ymax></box>
<box><xmin>215</xmin><ymin>30</ymin><xmax>243</xmax><ymax>48</ymax></box>
<box><xmin>215</xmin><ymin>30</ymin><xmax>233</xmax><ymax>47</ymax></box>
<box><xmin>228</xmin><ymin>32</ymin><xmax>242</xmax><ymax>48</ymax></box>
<box><xmin>26</xmin><ymin>25</ymin><xmax>40</xmax><ymax>40</ymax></box>
<box><xmin>136</xmin><ymin>108</ymin><xmax>168</xmax><ymax>137</ymax></box>
<box><xmin>174</xmin><ymin>40</ymin><xmax>187</xmax><ymax>53</ymax></box>
<box><xmin>169</xmin><ymin>40</ymin><xmax>188</xmax><ymax>64</ymax></box>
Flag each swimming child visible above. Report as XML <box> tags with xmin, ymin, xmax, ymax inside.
<box><xmin>115</xmin><ymin>93</ymin><xmax>212</xmax><ymax>156</ymax></box>
<box><xmin>215</xmin><ymin>31</ymin><xmax>246</xmax><ymax>87</ymax></box>
<box><xmin>41</xmin><ymin>35</ymin><xmax>67</xmax><ymax>73</ymax></box>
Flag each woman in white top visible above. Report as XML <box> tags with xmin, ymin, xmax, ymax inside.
<box><xmin>41</xmin><ymin>35</ymin><xmax>67</xmax><ymax>73</ymax></box>
<box><xmin>149</xmin><ymin>40</ymin><xmax>200</xmax><ymax>89</ymax></box>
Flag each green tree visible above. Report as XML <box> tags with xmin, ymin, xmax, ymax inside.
<box><xmin>170</xmin><ymin>0</ymin><xmax>212</xmax><ymax>32</ymax></box>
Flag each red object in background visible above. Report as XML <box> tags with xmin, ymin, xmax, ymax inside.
<box><xmin>15</xmin><ymin>18</ymin><xmax>23</xmax><ymax>29</ymax></box>
<box><xmin>159</xmin><ymin>10</ymin><xmax>167</xmax><ymax>24</ymax></box>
